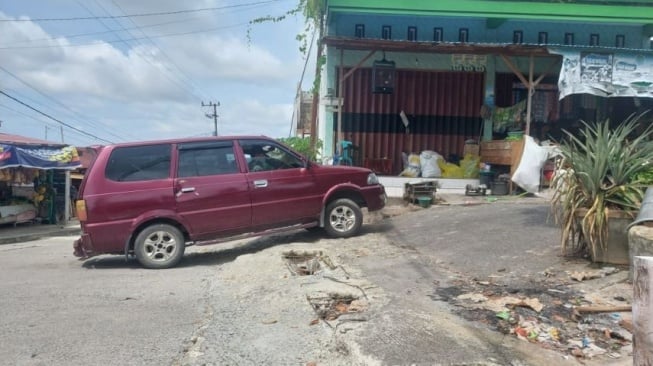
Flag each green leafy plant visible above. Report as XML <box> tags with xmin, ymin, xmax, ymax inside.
<box><xmin>278</xmin><ymin>136</ymin><xmax>323</xmax><ymax>162</ymax></box>
<box><xmin>551</xmin><ymin>112</ymin><xmax>653</xmax><ymax>259</ymax></box>
<box><xmin>248</xmin><ymin>0</ymin><xmax>325</xmax><ymax>151</ymax></box>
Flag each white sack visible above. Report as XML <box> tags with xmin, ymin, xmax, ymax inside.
<box><xmin>511</xmin><ymin>135</ymin><xmax>549</xmax><ymax>193</ymax></box>
<box><xmin>419</xmin><ymin>150</ymin><xmax>442</xmax><ymax>178</ymax></box>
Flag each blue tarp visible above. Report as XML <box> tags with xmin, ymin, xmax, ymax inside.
<box><xmin>0</xmin><ymin>144</ymin><xmax>81</xmax><ymax>170</ymax></box>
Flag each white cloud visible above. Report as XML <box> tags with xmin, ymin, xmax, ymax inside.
<box><xmin>0</xmin><ymin>2</ymin><xmax>310</xmax><ymax>146</ymax></box>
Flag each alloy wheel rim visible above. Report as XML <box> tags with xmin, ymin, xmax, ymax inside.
<box><xmin>143</xmin><ymin>230</ymin><xmax>178</xmax><ymax>262</ymax></box>
<box><xmin>329</xmin><ymin>205</ymin><xmax>355</xmax><ymax>232</ymax></box>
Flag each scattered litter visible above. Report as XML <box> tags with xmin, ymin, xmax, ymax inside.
<box><xmin>457</xmin><ymin>293</ymin><xmax>488</xmax><ymax>303</ymax></box>
<box><xmin>569</xmin><ymin>267</ymin><xmax>619</xmax><ymax>281</ymax></box>
<box><xmin>433</xmin><ymin>277</ymin><xmax>632</xmax><ymax>361</ymax></box>
<box><xmin>574</xmin><ymin>305</ymin><xmax>631</xmax><ymax>313</ymax></box>
<box><xmin>496</xmin><ymin>310</ymin><xmax>511</xmax><ymax>320</ymax></box>
<box><xmin>547</xmin><ymin>288</ymin><xmax>566</xmax><ymax>294</ymax></box>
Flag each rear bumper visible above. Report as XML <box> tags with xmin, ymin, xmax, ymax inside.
<box><xmin>73</xmin><ymin>233</ymin><xmax>95</xmax><ymax>258</ymax></box>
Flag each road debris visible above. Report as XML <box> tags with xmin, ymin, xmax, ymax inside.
<box><xmin>434</xmin><ymin>276</ymin><xmax>632</xmax><ymax>361</ymax></box>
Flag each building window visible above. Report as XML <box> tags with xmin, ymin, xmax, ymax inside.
<box><xmin>538</xmin><ymin>32</ymin><xmax>548</xmax><ymax>45</ymax></box>
<box><xmin>355</xmin><ymin>24</ymin><xmax>365</xmax><ymax>38</ymax></box>
<box><xmin>615</xmin><ymin>34</ymin><xmax>625</xmax><ymax>48</ymax></box>
<box><xmin>590</xmin><ymin>33</ymin><xmax>600</xmax><ymax>46</ymax></box>
<box><xmin>513</xmin><ymin>30</ymin><xmax>523</xmax><ymax>44</ymax></box>
<box><xmin>564</xmin><ymin>32</ymin><xmax>574</xmax><ymax>45</ymax></box>
<box><xmin>459</xmin><ymin>28</ymin><xmax>469</xmax><ymax>43</ymax></box>
<box><xmin>381</xmin><ymin>25</ymin><xmax>391</xmax><ymax>40</ymax></box>
<box><xmin>407</xmin><ymin>26</ymin><xmax>417</xmax><ymax>41</ymax></box>
<box><xmin>433</xmin><ymin>27</ymin><xmax>443</xmax><ymax>42</ymax></box>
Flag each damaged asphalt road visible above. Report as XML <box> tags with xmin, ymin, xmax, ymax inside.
<box><xmin>350</xmin><ymin>201</ymin><xmax>633</xmax><ymax>365</ymax></box>
<box><xmin>0</xmin><ymin>200</ymin><xmax>635</xmax><ymax>365</ymax></box>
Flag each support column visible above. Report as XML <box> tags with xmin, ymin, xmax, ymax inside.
<box><xmin>482</xmin><ymin>57</ymin><xmax>496</xmax><ymax>141</ymax></box>
<box><xmin>633</xmin><ymin>256</ymin><xmax>653</xmax><ymax>365</ymax></box>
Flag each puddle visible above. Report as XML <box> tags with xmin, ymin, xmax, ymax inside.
<box><xmin>282</xmin><ymin>250</ymin><xmax>324</xmax><ymax>276</ymax></box>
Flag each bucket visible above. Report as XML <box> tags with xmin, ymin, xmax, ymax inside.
<box><xmin>479</xmin><ymin>171</ymin><xmax>494</xmax><ymax>187</ymax></box>
<box><xmin>416</xmin><ymin>196</ymin><xmax>432</xmax><ymax>208</ymax></box>
<box><xmin>491</xmin><ymin>180</ymin><xmax>509</xmax><ymax>196</ymax></box>
<box><xmin>628</xmin><ymin>186</ymin><xmax>653</xmax><ymax>229</ymax></box>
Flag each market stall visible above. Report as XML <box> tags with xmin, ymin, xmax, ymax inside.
<box><xmin>0</xmin><ymin>133</ymin><xmax>81</xmax><ymax>226</ymax></box>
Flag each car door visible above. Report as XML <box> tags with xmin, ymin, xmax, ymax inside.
<box><xmin>174</xmin><ymin>140</ymin><xmax>251</xmax><ymax>240</ymax></box>
<box><xmin>238</xmin><ymin>139</ymin><xmax>322</xmax><ymax>229</ymax></box>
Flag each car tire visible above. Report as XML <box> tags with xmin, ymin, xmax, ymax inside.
<box><xmin>324</xmin><ymin>198</ymin><xmax>363</xmax><ymax>238</ymax></box>
<box><xmin>134</xmin><ymin>224</ymin><xmax>185</xmax><ymax>269</ymax></box>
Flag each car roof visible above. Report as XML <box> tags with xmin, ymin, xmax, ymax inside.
<box><xmin>101</xmin><ymin>135</ymin><xmax>273</xmax><ymax>148</ymax></box>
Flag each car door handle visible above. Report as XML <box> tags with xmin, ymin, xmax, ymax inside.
<box><xmin>253</xmin><ymin>180</ymin><xmax>268</xmax><ymax>188</ymax></box>
<box><xmin>180</xmin><ymin>187</ymin><xmax>196</xmax><ymax>193</ymax></box>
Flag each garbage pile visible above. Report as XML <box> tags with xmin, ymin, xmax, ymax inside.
<box><xmin>432</xmin><ymin>267</ymin><xmax>632</xmax><ymax>361</ymax></box>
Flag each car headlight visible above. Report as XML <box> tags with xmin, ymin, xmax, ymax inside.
<box><xmin>367</xmin><ymin>173</ymin><xmax>379</xmax><ymax>185</ymax></box>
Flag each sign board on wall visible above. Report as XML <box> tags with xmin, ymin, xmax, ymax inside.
<box><xmin>451</xmin><ymin>54</ymin><xmax>487</xmax><ymax>71</ymax></box>
<box><xmin>552</xmin><ymin>48</ymin><xmax>653</xmax><ymax>99</ymax></box>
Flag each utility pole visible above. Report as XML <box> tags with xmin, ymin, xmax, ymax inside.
<box><xmin>201</xmin><ymin>101</ymin><xmax>220</xmax><ymax>136</ymax></box>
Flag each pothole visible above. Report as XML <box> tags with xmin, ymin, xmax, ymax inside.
<box><xmin>282</xmin><ymin>250</ymin><xmax>327</xmax><ymax>276</ymax></box>
<box><xmin>308</xmin><ymin>293</ymin><xmax>367</xmax><ymax>321</ymax></box>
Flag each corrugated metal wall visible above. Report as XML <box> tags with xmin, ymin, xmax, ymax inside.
<box><xmin>336</xmin><ymin>67</ymin><xmax>484</xmax><ymax>174</ymax></box>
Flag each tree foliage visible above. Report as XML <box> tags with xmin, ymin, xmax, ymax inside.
<box><xmin>278</xmin><ymin>136</ymin><xmax>323</xmax><ymax>162</ymax></box>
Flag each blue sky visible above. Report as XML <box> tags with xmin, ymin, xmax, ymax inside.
<box><xmin>0</xmin><ymin>0</ymin><xmax>314</xmax><ymax>146</ymax></box>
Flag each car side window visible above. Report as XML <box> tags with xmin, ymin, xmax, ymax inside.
<box><xmin>178</xmin><ymin>141</ymin><xmax>238</xmax><ymax>177</ymax></box>
<box><xmin>105</xmin><ymin>144</ymin><xmax>172</xmax><ymax>182</ymax></box>
<box><xmin>240</xmin><ymin>140</ymin><xmax>303</xmax><ymax>172</ymax></box>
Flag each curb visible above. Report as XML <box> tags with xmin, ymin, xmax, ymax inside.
<box><xmin>0</xmin><ymin>227</ymin><xmax>81</xmax><ymax>245</ymax></box>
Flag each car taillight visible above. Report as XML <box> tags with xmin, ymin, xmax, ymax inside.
<box><xmin>76</xmin><ymin>200</ymin><xmax>87</xmax><ymax>221</ymax></box>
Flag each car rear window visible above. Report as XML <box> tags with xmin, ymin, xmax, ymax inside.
<box><xmin>105</xmin><ymin>144</ymin><xmax>172</xmax><ymax>182</ymax></box>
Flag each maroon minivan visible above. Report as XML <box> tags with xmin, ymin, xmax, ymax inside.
<box><xmin>73</xmin><ymin>136</ymin><xmax>386</xmax><ymax>269</ymax></box>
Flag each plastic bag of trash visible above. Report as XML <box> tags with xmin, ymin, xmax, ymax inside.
<box><xmin>511</xmin><ymin>135</ymin><xmax>549</xmax><ymax>193</ymax></box>
<box><xmin>419</xmin><ymin>150</ymin><xmax>442</xmax><ymax>178</ymax></box>
<box><xmin>438</xmin><ymin>159</ymin><xmax>464</xmax><ymax>178</ymax></box>
<box><xmin>399</xmin><ymin>153</ymin><xmax>421</xmax><ymax>177</ymax></box>
<box><xmin>460</xmin><ymin>154</ymin><xmax>480</xmax><ymax>178</ymax></box>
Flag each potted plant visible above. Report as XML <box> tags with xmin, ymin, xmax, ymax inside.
<box><xmin>550</xmin><ymin>112</ymin><xmax>653</xmax><ymax>264</ymax></box>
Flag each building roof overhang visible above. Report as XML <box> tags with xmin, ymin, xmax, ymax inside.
<box><xmin>323</xmin><ymin>36</ymin><xmax>653</xmax><ymax>57</ymax></box>
<box><xmin>323</xmin><ymin>36</ymin><xmax>558</xmax><ymax>58</ymax></box>
<box><xmin>327</xmin><ymin>0</ymin><xmax>653</xmax><ymax>25</ymax></box>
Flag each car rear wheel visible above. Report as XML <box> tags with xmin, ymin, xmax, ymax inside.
<box><xmin>134</xmin><ymin>224</ymin><xmax>185</xmax><ymax>269</ymax></box>
<box><xmin>324</xmin><ymin>198</ymin><xmax>363</xmax><ymax>238</ymax></box>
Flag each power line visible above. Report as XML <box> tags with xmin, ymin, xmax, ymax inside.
<box><xmin>105</xmin><ymin>0</ymin><xmax>214</xmax><ymax>102</ymax></box>
<box><xmin>0</xmin><ymin>1</ymin><xmax>284</xmax><ymax>48</ymax></box>
<box><xmin>0</xmin><ymin>21</ymin><xmax>250</xmax><ymax>50</ymax></box>
<box><xmin>72</xmin><ymin>1</ymin><xmax>207</xmax><ymax>104</ymax></box>
<box><xmin>0</xmin><ymin>1</ymin><xmax>282</xmax><ymax>22</ymax></box>
<box><xmin>0</xmin><ymin>66</ymin><xmax>131</xmax><ymax>142</ymax></box>
<box><xmin>0</xmin><ymin>90</ymin><xmax>113</xmax><ymax>144</ymax></box>
<box><xmin>0</xmin><ymin>16</ymin><xmax>207</xmax><ymax>46</ymax></box>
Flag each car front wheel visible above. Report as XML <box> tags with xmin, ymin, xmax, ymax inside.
<box><xmin>134</xmin><ymin>224</ymin><xmax>185</xmax><ymax>269</ymax></box>
<box><xmin>324</xmin><ymin>198</ymin><xmax>363</xmax><ymax>238</ymax></box>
